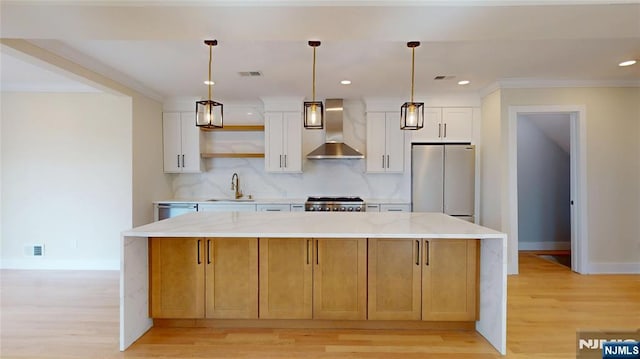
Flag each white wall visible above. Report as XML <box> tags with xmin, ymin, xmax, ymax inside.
<box><xmin>517</xmin><ymin>115</ymin><xmax>570</xmax><ymax>250</ymax></box>
<box><xmin>132</xmin><ymin>94</ymin><xmax>170</xmax><ymax>226</ymax></box>
<box><xmin>1</xmin><ymin>92</ymin><xmax>132</xmax><ymax>269</ymax></box>
<box><xmin>480</xmin><ymin>90</ymin><xmax>502</xmax><ymax>230</ymax></box>
<box><xmin>481</xmin><ymin>87</ymin><xmax>640</xmax><ymax>273</ymax></box>
<box><xmin>1</xmin><ymin>39</ymin><xmax>171</xmax><ymax>231</ymax></box>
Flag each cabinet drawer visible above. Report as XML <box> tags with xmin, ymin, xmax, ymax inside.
<box><xmin>256</xmin><ymin>204</ymin><xmax>291</xmax><ymax>212</ymax></box>
<box><xmin>380</xmin><ymin>204</ymin><xmax>411</xmax><ymax>212</ymax></box>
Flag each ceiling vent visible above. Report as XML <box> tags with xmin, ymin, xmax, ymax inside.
<box><xmin>238</xmin><ymin>71</ymin><xmax>263</xmax><ymax>77</ymax></box>
<box><xmin>434</xmin><ymin>75</ymin><xmax>456</xmax><ymax>80</ymax></box>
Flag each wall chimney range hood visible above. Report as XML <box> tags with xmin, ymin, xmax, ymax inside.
<box><xmin>306</xmin><ymin>99</ymin><xmax>364</xmax><ymax>160</ymax></box>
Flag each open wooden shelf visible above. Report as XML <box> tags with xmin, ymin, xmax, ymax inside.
<box><xmin>201</xmin><ymin>153</ymin><xmax>265</xmax><ymax>159</ymax></box>
<box><xmin>200</xmin><ymin>125</ymin><xmax>264</xmax><ymax>132</ymax></box>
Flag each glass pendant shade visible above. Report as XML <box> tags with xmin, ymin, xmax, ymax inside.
<box><xmin>304</xmin><ymin>101</ymin><xmax>324</xmax><ymax>129</ymax></box>
<box><xmin>196</xmin><ymin>100</ymin><xmax>223</xmax><ymax>128</ymax></box>
<box><xmin>196</xmin><ymin>39</ymin><xmax>223</xmax><ymax>129</ymax></box>
<box><xmin>401</xmin><ymin>41</ymin><xmax>424</xmax><ymax>130</ymax></box>
<box><xmin>304</xmin><ymin>41</ymin><xmax>323</xmax><ymax>129</ymax></box>
<box><xmin>400</xmin><ymin>102</ymin><xmax>424</xmax><ymax>130</ymax></box>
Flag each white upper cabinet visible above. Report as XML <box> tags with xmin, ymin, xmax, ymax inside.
<box><xmin>265</xmin><ymin>112</ymin><xmax>302</xmax><ymax>173</ymax></box>
<box><xmin>163</xmin><ymin>112</ymin><xmax>202</xmax><ymax>173</ymax></box>
<box><xmin>412</xmin><ymin>107</ymin><xmax>473</xmax><ymax>143</ymax></box>
<box><xmin>366</xmin><ymin>112</ymin><xmax>405</xmax><ymax>173</ymax></box>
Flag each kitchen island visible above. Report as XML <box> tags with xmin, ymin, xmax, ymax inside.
<box><xmin>121</xmin><ymin>211</ymin><xmax>507</xmax><ymax>354</ymax></box>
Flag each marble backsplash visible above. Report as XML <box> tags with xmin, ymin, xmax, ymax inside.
<box><xmin>171</xmin><ymin>99</ymin><xmax>412</xmax><ymax>201</ymax></box>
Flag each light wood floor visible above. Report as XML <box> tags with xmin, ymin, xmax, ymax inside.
<box><xmin>1</xmin><ymin>253</ymin><xmax>638</xmax><ymax>358</ymax></box>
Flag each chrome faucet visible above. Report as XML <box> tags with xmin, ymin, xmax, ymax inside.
<box><xmin>231</xmin><ymin>173</ymin><xmax>243</xmax><ymax>199</ymax></box>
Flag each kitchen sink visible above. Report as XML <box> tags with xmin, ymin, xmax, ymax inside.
<box><xmin>206</xmin><ymin>198</ymin><xmax>255</xmax><ymax>202</ymax></box>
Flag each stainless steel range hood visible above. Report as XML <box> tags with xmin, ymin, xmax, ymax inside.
<box><xmin>306</xmin><ymin>99</ymin><xmax>364</xmax><ymax>160</ymax></box>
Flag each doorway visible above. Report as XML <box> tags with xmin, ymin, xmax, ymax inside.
<box><xmin>507</xmin><ymin>105</ymin><xmax>588</xmax><ymax>274</ymax></box>
<box><xmin>517</xmin><ymin>113</ymin><xmax>571</xmax><ymax>267</ymax></box>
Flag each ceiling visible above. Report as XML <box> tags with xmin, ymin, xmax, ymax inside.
<box><xmin>1</xmin><ymin>1</ymin><xmax>639</xmax><ymax>102</ymax></box>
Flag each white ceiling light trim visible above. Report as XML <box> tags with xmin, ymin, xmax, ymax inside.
<box><xmin>618</xmin><ymin>60</ymin><xmax>637</xmax><ymax>67</ymax></box>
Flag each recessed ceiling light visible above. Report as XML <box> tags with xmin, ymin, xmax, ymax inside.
<box><xmin>619</xmin><ymin>60</ymin><xmax>637</xmax><ymax>67</ymax></box>
<box><xmin>458</xmin><ymin>80</ymin><xmax>470</xmax><ymax>85</ymax></box>
<box><xmin>204</xmin><ymin>80</ymin><xmax>215</xmax><ymax>85</ymax></box>
<box><xmin>340</xmin><ymin>80</ymin><xmax>351</xmax><ymax>85</ymax></box>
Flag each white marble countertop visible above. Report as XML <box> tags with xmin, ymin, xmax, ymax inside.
<box><xmin>153</xmin><ymin>198</ymin><xmax>409</xmax><ymax>205</ymax></box>
<box><xmin>123</xmin><ymin>211</ymin><xmax>504</xmax><ymax>239</ymax></box>
<box><xmin>153</xmin><ymin>198</ymin><xmax>306</xmax><ymax>205</ymax></box>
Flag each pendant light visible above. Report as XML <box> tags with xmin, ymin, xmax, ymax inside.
<box><xmin>196</xmin><ymin>39</ymin><xmax>223</xmax><ymax>128</ymax></box>
<box><xmin>400</xmin><ymin>41</ymin><xmax>424</xmax><ymax>130</ymax></box>
<box><xmin>304</xmin><ymin>40</ymin><xmax>323</xmax><ymax>129</ymax></box>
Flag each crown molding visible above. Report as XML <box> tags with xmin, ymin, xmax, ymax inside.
<box><xmin>480</xmin><ymin>78</ymin><xmax>640</xmax><ymax>98</ymax></box>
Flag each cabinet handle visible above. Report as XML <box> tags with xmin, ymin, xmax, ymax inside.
<box><xmin>387</xmin><ymin>155</ymin><xmax>390</xmax><ymax>169</ymax></box>
<box><xmin>182</xmin><ymin>154</ymin><xmax>185</xmax><ymax>167</ymax></box>
<box><xmin>265</xmin><ymin>209</ymin><xmax>281</xmax><ymax>212</ymax></box>
<box><xmin>177</xmin><ymin>155</ymin><xmax>180</xmax><ymax>168</ymax></box>
<box><xmin>207</xmin><ymin>239</ymin><xmax>211</xmax><ymax>264</ymax></box>
<box><xmin>279</xmin><ymin>154</ymin><xmax>283</xmax><ymax>168</ymax></box>
<box><xmin>438</xmin><ymin>123</ymin><xmax>442</xmax><ymax>138</ymax></box>
<box><xmin>306</xmin><ymin>239</ymin><xmax>310</xmax><ymax>265</ymax></box>
<box><xmin>382</xmin><ymin>155</ymin><xmax>385</xmax><ymax>169</ymax></box>
<box><xmin>284</xmin><ymin>154</ymin><xmax>287</xmax><ymax>168</ymax></box>
<box><xmin>425</xmin><ymin>240</ymin><xmax>430</xmax><ymax>266</ymax></box>
<box><xmin>316</xmin><ymin>240</ymin><xmax>319</xmax><ymax>265</ymax></box>
<box><xmin>416</xmin><ymin>240</ymin><xmax>420</xmax><ymax>266</ymax></box>
<box><xmin>444</xmin><ymin>123</ymin><xmax>447</xmax><ymax>138</ymax></box>
<box><xmin>197</xmin><ymin>239</ymin><xmax>202</xmax><ymax>264</ymax></box>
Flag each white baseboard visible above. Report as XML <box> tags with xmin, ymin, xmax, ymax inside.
<box><xmin>0</xmin><ymin>258</ymin><xmax>119</xmax><ymax>270</ymax></box>
<box><xmin>518</xmin><ymin>241</ymin><xmax>571</xmax><ymax>251</ymax></box>
<box><xmin>586</xmin><ymin>262</ymin><xmax>640</xmax><ymax>274</ymax></box>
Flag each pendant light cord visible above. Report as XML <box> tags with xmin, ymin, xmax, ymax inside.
<box><xmin>208</xmin><ymin>44</ymin><xmax>213</xmax><ymax>102</ymax></box>
<box><xmin>410</xmin><ymin>47</ymin><xmax>415</xmax><ymax>103</ymax></box>
<box><xmin>312</xmin><ymin>46</ymin><xmax>317</xmax><ymax>102</ymax></box>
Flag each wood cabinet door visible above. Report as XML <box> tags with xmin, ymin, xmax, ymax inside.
<box><xmin>259</xmin><ymin>238</ymin><xmax>312</xmax><ymax>319</ymax></box>
<box><xmin>162</xmin><ymin>113</ymin><xmax>182</xmax><ymax>173</ymax></box>
<box><xmin>149</xmin><ymin>237</ymin><xmax>205</xmax><ymax>318</ymax></box>
<box><xmin>179</xmin><ymin>112</ymin><xmax>202</xmax><ymax>173</ymax></box>
<box><xmin>422</xmin><ymin>239</ymin><xmax>479</xmax><ymax>321</ymax></box>
<box><xmin>442</xmin><ymin>108</ymin><xmax>473</xmax><ymax>143</ymax></box>
<box><xmin>313</xmin><ymin>238</ymin><xmax>367</xmax><ymax>320</ymax></box>
<box><xmin>411</xmin><ymin>107</ymin><xmax>442</xmax><ymax>143</ymax></box>
<box><xmin>264</xmin><ymin>112</ymin><xmax>285</xmax><ymax>172</ymax></box>
<box><xmin>368</xmin><ymin>239</ymin><xmax>421</xmax><ymax>320</ymax></box>
<box><xmin>282</xmin><ymin>112</ymin><xmax>302</xmax><ymax>173</ymax></box>
<box><xmin>205</xmin><ymin>238</ymin><xmax>258</xmax><ymax>319</ymax></box>
<box><xmin>366</xmin><ymin>112</ymin><xmax>387</xmax><ymax>173</ymax></box>
<box><xmin>384</xmin><ymin>112</ymin><xmax>405</xmax><ymax>173</ymax></box>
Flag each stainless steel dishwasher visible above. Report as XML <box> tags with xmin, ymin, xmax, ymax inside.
<box><xmin>156</xmin><ymin>203</ymin><xmax>198</xmax><ymax>221</ymax></box>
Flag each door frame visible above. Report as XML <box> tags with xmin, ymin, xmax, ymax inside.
<box><xmin>507</xmin><ymin>105</ymin><xmax>588</xmax><ymax>274</ymax></box>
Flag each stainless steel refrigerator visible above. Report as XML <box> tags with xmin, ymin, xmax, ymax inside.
<box><xmin>411</xmin><ymin>144</ymin><xmax>475</xmax><ymax>222</ymax></box>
